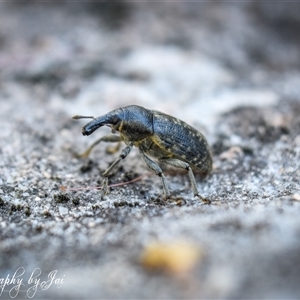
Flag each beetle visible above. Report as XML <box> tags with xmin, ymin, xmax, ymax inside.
<box><xmin>72</xmin><ymin>105</ymin><xmax>212</xmax><ymax>203</ymax></box>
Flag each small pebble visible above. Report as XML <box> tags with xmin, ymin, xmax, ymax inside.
<box><xmin>59</xmin><ymin>206</ymin><xmax>68</xmax><ymax>215</ymax></box>
<box><xmin>219</xmin><ymin>146</ymin><xmax>243</xmax><ymax>160</ymax></box>
<box><xmin>292</xmin><ymin>193</ymin><xmax>300</xmax><ymax>201</ymax></box>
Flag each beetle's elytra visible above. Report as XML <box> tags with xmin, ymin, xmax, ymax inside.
<box><xmin>73</xmin><ymin>105</ymin><xmax>212</xmax><ymax>203</ymax></box>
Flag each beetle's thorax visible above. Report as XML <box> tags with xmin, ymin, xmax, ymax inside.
<box><xmin>116</xmin><ymin>105</ymin><xmax>154</xmax><ymax>142</ymax></box>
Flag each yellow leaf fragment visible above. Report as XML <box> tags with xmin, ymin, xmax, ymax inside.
<box><xmin>140</xmin><ymin>241</ymin><xmax>202</xmax><ymax>275</ymax></box>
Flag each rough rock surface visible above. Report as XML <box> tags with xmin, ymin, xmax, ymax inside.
<box><xmin>1</xmin><ymin>2</ymin><xmax>300</xmax><ymax>299</ymax></box>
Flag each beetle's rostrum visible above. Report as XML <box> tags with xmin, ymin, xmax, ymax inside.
<box><xmin>73</xmin><ymin>105</ymin><xmax>212</xmax><ymax>203</ymax></box>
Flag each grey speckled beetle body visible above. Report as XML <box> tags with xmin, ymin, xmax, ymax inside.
<box><xmin>73</xmin><ymin>105</ymin><xmax>212</xmax><ymax>203</ymax></box>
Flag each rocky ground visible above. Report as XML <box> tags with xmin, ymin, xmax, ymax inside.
<box><xmin>1</xmin><ymin>2</ymin><xmax>300</xmax><ymax>299</ymax></box>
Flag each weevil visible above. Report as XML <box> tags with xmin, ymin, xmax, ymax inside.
<box><xmin>73</xmin><ymin>105</ymin><xmax>212</xmax><ymax>203</ymax></box>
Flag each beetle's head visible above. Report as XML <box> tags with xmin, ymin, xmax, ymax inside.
<box><xmin>119</xmin><ymin>105</ymin><xmax>153</xmax><ymax>141</ymax></box>
<box><xmin>72</xmin><ymin>108</ymin><xmax>124</xmax><ymax>136</ymax></box>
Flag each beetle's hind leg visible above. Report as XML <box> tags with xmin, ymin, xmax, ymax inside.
<box><xmin>139</xmin><ymin>150</ymin><xmax>170</xmax><ymax>200</ymax></box>
<box><xmin>159</xmin><ymin>158</ymin><xmax>210</xmax><ymax>204</ymax></box>
<box><xmin>73</xmin><ymin>135</ymin><xmax>121</xmax><ymax>159</ymax></box>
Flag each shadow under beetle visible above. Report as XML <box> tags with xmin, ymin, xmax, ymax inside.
<box><xmin>73</xmin><ymin>105</ymin><xmax>212</xmax><ymax>203</ymax></box>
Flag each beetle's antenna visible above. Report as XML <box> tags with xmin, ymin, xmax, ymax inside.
<box><xmin>72</xmin><ymin>115</ymin><xmax>95</xmax><ymax>120</ymax></box>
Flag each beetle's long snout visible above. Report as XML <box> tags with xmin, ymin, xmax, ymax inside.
<box><xmin>82</xmin><ymin>117</ymin><xmax>106</xmax><ymax>136</ymax></box>
<box><xmin>81</xmin><ymin>109</ymin><xmax>123</xmax><ymax>136</ymax></box>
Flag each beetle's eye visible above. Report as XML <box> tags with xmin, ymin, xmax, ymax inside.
<box><xmin>112</xmin><ymin>115</ymin><xmax>120</xmax><ymax>125</ymax></box>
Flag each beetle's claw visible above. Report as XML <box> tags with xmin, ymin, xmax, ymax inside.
<box><xmin>166</xmin><ymin>195</ymin><xmax>187</xmax><ymax>205</ymax></box>
<box><xmin>195</xmin><ymin>194</ymin><xmax>211</xmax><ymax>204</ymax></box>
<box><xmin>163</xmin><ymin>193</ymin><xmax>171</xmax><ymax>201</ymax></box>
<box><xmin>100</xmin><ymin>178</ymin><xmax>110</xmax><ymax>200</ymax></box>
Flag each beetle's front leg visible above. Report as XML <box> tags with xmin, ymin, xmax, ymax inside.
<box><xmin>100</xmin><ymin>143</ymin><xmax>133</xmax><ymax>199</ymax></box>
<box><xmin>73</xmin><ymin>135</ymin><xmax>121</xmax><ymax>159</ymax></box>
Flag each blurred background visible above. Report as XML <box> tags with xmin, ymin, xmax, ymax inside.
<box><xmin>1</xmin><ymin>1</ymin><xmax>300</xmax><ymax>126</ymax></box>
<box><xmin>1</xmin><ymin>1</ymin><xmax>300</xmax><ymax>299</ymax></box>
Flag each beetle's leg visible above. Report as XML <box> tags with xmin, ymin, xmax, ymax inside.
<box><xmin>106</xmin><ymin>141</ymin><xmax>121</xmax><ymax>154</ymax></box>
<box><xmin>100</xmin><ymin>143</ymin><xmax>133</xmax><ymax>198</ymax></box>
<box><xmin>160</xmin><ymin>158</ymin><xmax>210</xmax><ymax>204</ymax></box>
<box><xmin>139</xmin><ymin>150</ymin><xmax>170</xmax><ymax>200</ymax></box>
<box><xmin>73</xmin><ymin>135</ymin><xmax>121</xmax><ymax>159</ymax></box>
